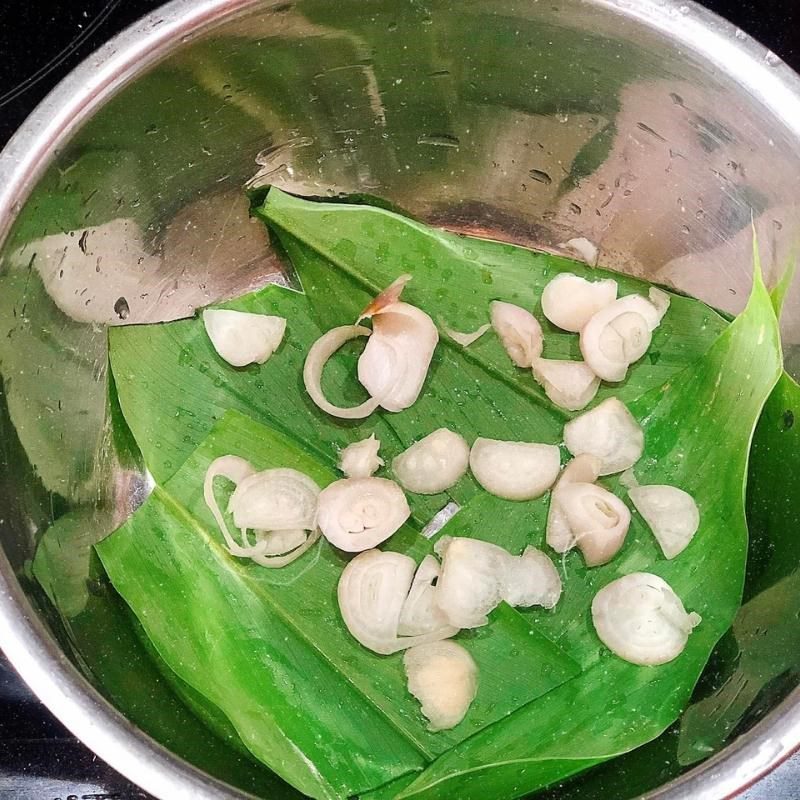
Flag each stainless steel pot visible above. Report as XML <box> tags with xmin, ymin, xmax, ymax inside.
<box><xmin>0</xmin><ymin>1</ymin><xmax>798</xmax><ymax>798</ymax></box>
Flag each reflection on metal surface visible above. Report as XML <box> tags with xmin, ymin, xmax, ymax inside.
<box><xmin>0</xmin><ymin>1</ymin><xmax>799</xmax><ymax>799</ymax></box>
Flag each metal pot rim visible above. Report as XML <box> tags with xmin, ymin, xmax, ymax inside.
<box><xmin>0</xmin><ymin>1</ymin><xmax>798</xmax><ymax>798</ymax></box>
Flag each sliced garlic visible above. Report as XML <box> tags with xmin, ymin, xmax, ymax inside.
<box><xmin>592</xmin><ymin>572</ymin><xmax>701</xmax><ymax>665</ymax></box>
<box><xmin>303</xmin><ymin>325</ymin><xmax>380</xmax><ymax>419</ymax></box>
<box><xmin>393</xmin><ymin>429</ymin><xmax>470</xmax><ymax>495</ymax></box>
<box><xmin>434</xmin><ymin>536</ymin><xmax>511</xmax><ymax>629</ymax></box>
<box><xmin>580</xmin><ymin>295</ymin><xmax>661</xmax><ymax>382</ymax></box>
<box><xmin>469</xmin><ymin>438</ymin><xmax>560</xmax><ymax>501</ymax></box>
<box><xmin>558</xmin><ymin>482</ymin><xmax>631</xmax><ymax>566</ymax></box>
<box><xmin>317</xmin><ymin>477</ymin><xmax>410</xmax><ymax>552</ymax></box>
<box><xmin>503</xmin><ymin>546</ymin><xmax>562</xmax><ymax>609</ymax></box>
<box><xmin>337</xmin><ymin>550</ymin><xmax>456</xmax><ymax>654</ymax></box>
<box><xmin>563</xmin><ymin>397</ymin><xmax>644</xmax><ymax>475</ymax></box>
<box><xmin>203</xmin><ymin>309</ymin><xmax>286</xmax><ymax>367</ymax></box>
<box><xmin>532</xmin><ymin>358</ymin><xmax>600</xmax><ymax>411</ymax></box>
<box><xmin>490</xmin><ymin>301</ymin><xmax>544</xmax><ymax>368</ymax></box>
<box><xmin>629</xmin><ymin>485</ymin><xmax>700</xmax><ymax>559</ymax></box>
<box><xmin>339</xmin><ymin>434</ymin><xmax>384</xmax><ymax>479</ymax></box>
<box><xmin>404</xmin><ymin>641</ymin><xmax>478</xmax><ymax>731</ymax></box>
<box><xmin>540</xmin><ymin>273</ymin><xmax>618</xmax><ymax>332</ymax></box>
<box><xmin>546</xmin><ymin>454</ymin><xmax>603</xmax><ymax>553</ymax></box>
<box><xmin>445</xmin><ymin>323</ymin><xmax>491</xmax><ymax>347</ymax></box>
<box><xmin>398</xmin><ymin>555</ymin><xmax>455</xmax><ymax>636</ymax></box>
<box><xmin>358</xmin><ymin>278</ymin><xmax>439</xmax><ymax>412</ymax></box>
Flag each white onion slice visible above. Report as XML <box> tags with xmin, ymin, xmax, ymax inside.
<box><xmin>203</xmin><ymin>309</ymin><xmax>286</xmax><ymax>367</ymax></box>
<box><xmin>580</xmin><ymin>295</ymin><xmax>661</xmax><ymax>382</ymax></box>
<box><xmin>445</xmin><ymin>323</ymin><xmax>491</xmax><ymax>347</ymax></box>
<box><xmin>629</xmin><ymin>485</ymin><xmax>700</xmax><ymax>559</ymax></box>
<box><xmin>229</xmin><ymin>468</ymin><xmax>320</xmax><ymax>532</ymax></box>
<box><xmin>317</xmin><ymin>477</ymin><xmax>410</xmax><ymax>552</ymax></box>
<box><xmin>303</xmin><ymin>325</ymin><xmax>380</xmax><ymax>419</ymax></box>
<box><xmin>404</xmin><ymin>641</ymin><xmax>478</xmax><ymax>731</ymax></box>
<box><xmin>398</xmin><ymin>555</ymin><xmax>457</xmax><ymax>637</ymax></box>
<box><xmin>558</xmin><ymin>482</ymin><xmax>631</xmax><ymax>566</ymax></box>
<box><xmin>339</xmin><ymin>434</ymin><xmax>384</xmax><ymax>479</ymax></box>
<box><xmin>490</xmin><ymin>301</ymin><xmax>544</xmax><ymax>368</ymax></box>
<box><xmin>546</xmin><ymin>454</ymin><xmax>603</xmax><ymax>553</ymax></box>
<box><xmin>540</xmin><ymin>273</ymin><xmax>618</xmax><ymax>332</ymax></box>
<box><xmin>393</xmin><ymin>429</ymin><xmax>470</xmax><ymax>495</ymax></box>
<box><xmin>338</xmin><ymin>550</ymin><xmax>456</xmax><ymax>654</ymax></box>
<box><xmin>532</xmin><ymin>358</ymin><xmax>600</xmax><ymax>411</ymax></box>
<box><xmin>503</xmin><ymin>546</ymin><xmax>562</xmax><ymax>609</ymax></box>
<box><xmin>469</xmin><ymin>438</ymin><xmax>560</xmax><ymax>501</ymax></box>
<box><xmin>563</xmin><ymin>397</ymin><xmax>644</xmax><ymax>475</ymax></box>
<box><xmin>592</xmin><ymin>573</ymin><xmax>701</xmax><ymax>665</ymax></box>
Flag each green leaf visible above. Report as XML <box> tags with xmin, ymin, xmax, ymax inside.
<box><xmin>96</xmin><ymin>410</ymin><xmax>579</xmax><ymax>799</ymax></box>
<box><xmin>390</xmin><ymin>253</ymin><xmax>782</xmax><ymax>800</ymax></box>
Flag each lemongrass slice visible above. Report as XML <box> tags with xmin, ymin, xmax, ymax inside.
<box><xmin>532</xmin><ymin>358</ymin><xmax>600</xmax><ymax>411</ymax></box>
<box><xmin>358</xmin><ymin>277</ymin><xmax>439</xmax><ymax>412</ymax></box>
<box><xmin>592</xmin><ymin>573</ymin><xmax>701</xmax><ymax>665</ymax></box>
<box><xmin>540</xmin><ymin>273</ymin><xmax>618</xmax><ymax>332</ymax></box>
<box><xmin>203</xmin><ymin>309</ymin><xmax>286</xmax><ymax>367</ymax></box>
<box><xmin>490</xmin><ymin>301</ymin><xmax>543</xmax><ymax>368</ymax></box>
<box><xmin>503</xmin><ymin>546</ymin><xmax>562</xmax><ymax>609</ymax></box>
<box><xmin>546</xmin><ymin>454</ymin><xmax>603</xmax><ymax>553</ymax></box>
<box><xmin>445</xmin><ymin>323</ymin><xmax>491</xmax><ymax>347</ymax></box>
<box><xmin>339</xmin><ymin>434</ymin><xmax>384</xmax><ymax>479</ymax></box>
<box><xmin>579</xmin><ymin>295</ymin><xmax>661</xmax><ymax>381</ymax></box>
<box><xmin>558</xmin><ymin>483</ymin><xmax>631</xmax><ymax>566</ymax></box>
<box><xmin>304</xmin><ymin>325</ymin><xmax>380</xmax><ymax>419</ymax></box>
<box><xmin>469</xmin><ymin>438</ymin><xmax>560</xmax><ymax>501</ymax></box>
<box><xmin>404</xmin><ymin>641</ymin><xmax>478</xmax><ymax>731</ymax></box>
<box><xmin>629</xmin><ymin>485</ymin><xmax>700</xmax><ymax>559</ymax></box>
<box><xmin>393</xmin><ymin>429</ymin><xmax>470</xmax><ymax>495</ymax></box>
<box><xmin>317</xmin><ymin>477</ymin><xmax>410</xmax><ymax>552</ymax></box>
<box><xmin>398</xmin><ymin>555</ymin><xmax>457</xmax><ymax>637</ymax></box>
<box><xmin>338</xmin><ymin>550</ymin><xmax>456</xmax><ymax>654</ymax></box>
<box><xmin>434</xmin><ymin>536</ymin><xmax>511</xmax><ymax>628</ymax></box>
<box><xmin>563</xmin><ymin>398</ymin><xmax>644</xmax><ymax>475</ymax></box>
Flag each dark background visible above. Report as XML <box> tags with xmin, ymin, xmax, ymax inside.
<box><xmin>0</xmin><ymin>1</ymin><xmax>798</xmax><ymax>799</ymax></box>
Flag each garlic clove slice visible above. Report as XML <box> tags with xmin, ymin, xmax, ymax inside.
<box><xmin>532</xmin><ymin>358</ymin><xmax>600</xmax><ymax>411</ymax></box>
<box><xmin>203</xmin><ymin>309</ymin><xmax>286</xmax><ymax>367</ymax></box>
<box><xmin>433</xmin><ymin>536</ymin><xmax>512</xmax><ymax>629</ymax></box>
<box><xmin>490</xmin><ymin>301</ymin><xmax>544</xmax><ymax>368</ymax></box>
<box><xmin>592</xmin><ymin>572</ymin><xmax>701</xmax><ymax>665</ymax></box>
<box><xmin>404</xmin><ymin>641</ymin><xmax>478</xmax><ymax>731</ymax></box>
<box><xmin>339</xmin><ymin>434</ymin><xmax>384</xmax><ymax>479</ymax></box>
<box><xmin>540</xmin><ymin>273</ymin><xmax>618</xmax><ymax>332</ymax></box>
<box><xmin>338</xmin><ymin>550</ymin><xmax>456</xmax><ymax>654</ymax></box>
<box><xmin>469</xmin><ymin>438</ymin><xmax>560</xmax><ymax>501</ymax></box>
<box><xmin>558</xmin><ymin>482</ymin><xmax>631</xmax><ymax>566</ymax></box>
<box><xmin>629</xmin><ymin>485</ymin><xmax>700</xmax><ymax>559</ymax></box>
<box><xmin>580</xmin><ymin>295</ymin><xmax>661</xmax><ymax>382</ymax></box>
<box><xmin>398</xmin><ymin>555</ymin><xmax>458</xmax><ymax>637</ymax></box>
<box><xmin>503</xmin><ymin>546</ymin><xmax>562</xmax><ymax>609</ymax></box>
<box><xmin>563</xmin><ymin>397</ymin><xmax>644</xmax><ymax>475</ymax></box>
<box><xmin>546</xmin><ymin>454</ymin><xmax>604</xmax><ymax>553</ymax></box>
<box><xmin>229</xmin><ymin>468</ymin><xmax>321</xmax><ymax>532</ymax></box>
<box><xmin>445</xmin><ymin>323</ymin><xmax>491</xmax><ymax>348</ymax></box>
<box><xmin>358</xmin><ymin>302</ymin><xmax>439</xmax><ymax>412</ymax></box>
<box><xmin>393</xmin><ymin>428</ymin><xmax>470</xmax><ymax>495</ymax></box>
<box><xmin>304</xmin><ymin>325</ymin><xmax>381</xmax><ymax>419</ymax></box>
<box><xmin>317</xmin><ymin>477</ymin><xmax>410</xmax><ymax>552</ymax></box>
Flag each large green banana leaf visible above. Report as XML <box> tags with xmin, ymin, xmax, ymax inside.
<box><xmin>96</xmin><ymin>411</ymin><xmax>579</xmax><ymax>799</ymax></box>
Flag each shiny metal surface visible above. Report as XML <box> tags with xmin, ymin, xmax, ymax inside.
<box><xmin>0</xmin><ymin>1</ymin><xmax>798</xmax><ymax>798</ymax></box>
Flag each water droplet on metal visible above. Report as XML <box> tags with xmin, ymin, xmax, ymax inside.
<box><xmin>528</xmin><ymin>168</ymin><xmax>552</xmax><ymax>185</ymax></box>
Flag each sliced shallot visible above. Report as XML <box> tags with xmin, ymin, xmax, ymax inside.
<box><xmin>540</xmin><ymin>273</ymin><xmax>618</xmax><ymax>332</ymax></box>
<box><xmin>404</xmin><ymin>641</ymin><xmax>478</xmax><ymax>731</ymax></box>
<box><xmin>502</xmin><ymin>546</ymin><xmax>562</xmax><ymax>609</ymax></box>
<box><xmin>563</xmin><ymin>397</ymin><xmax>644</xmax><ymax>475</ymax></box>
<box><xmin>445</xmin><ymin>323</ymin><xmax>491</xmax><ymax>347</ymax></box>
<box><xmin>203</xmin><ymin>309</ymin><xmax>286</xmax><ymax>367</ymax></box>
<box><xmin>629</xmin><ymin>485</ymin><xmax>700</xmax><ymax>559</ymax></box>
<box><xmin>532</xmin><ymin>358</ymin><xmax>600</xmax><ymax>411</ymax></box>
<box><xmin>393</xmin><ymin>428</ymin><xmax>470</xmax><ymax>495</ymax></box>
<box><xmin>398</xmin><ymin>555</ymin><xmax>455</xmax><ymax>636</ymax></box>
<box><xmin>469</xmin><ymin>438</ymin><xmax>560</xmax><ymax>501</ymax></box>
<box><xmin>592</xmin><ymin>573</ymin><xmax>701</xmax><ymax>665</ymax></box>
<box><xmin>490</xmin><ymin>301</ymin><xmax>544</xmax><ymax>368</ymax></box>
<box><xmin>339</xmin><ymin>434</ymin><xmax>384</xmax><ymax>479</ymax></box>
<box><xmin>546</xmin><ymin>454</ymin><xmax>603</xmax><ymax>553</ymax></box>
<box><xmin>317</xmin><ymin>477</ymin><xmax>410</xmax><ymax>552</ymax></box>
